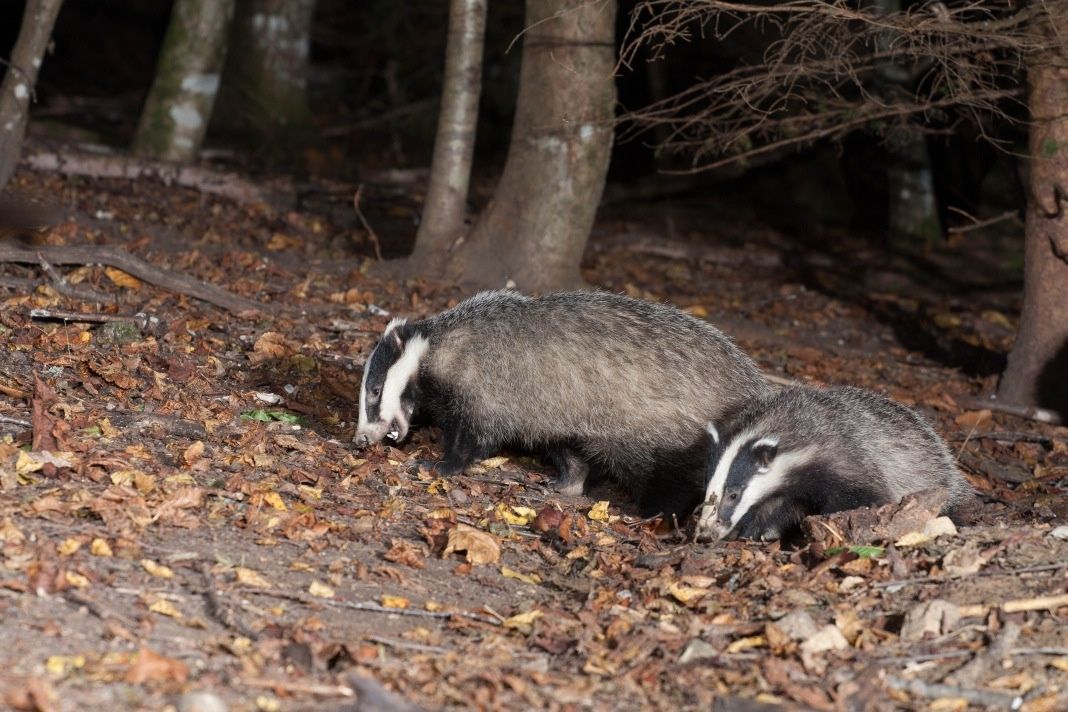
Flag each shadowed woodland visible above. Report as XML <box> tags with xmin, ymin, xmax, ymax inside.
<box><xmin>1</xmin><ymin>0</ymin><xmax>1067</xmax><ymax>710</ymax></box>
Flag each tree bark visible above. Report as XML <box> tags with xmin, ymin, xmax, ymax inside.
<box><xmin>0</xmin><ymin>0</ymin><xmax>64</xmax><ymax>190</ymax></box>
<box><xmin>215</xmin><ymin>0</ymin><xmax>317</xmax><ymax>149</ymax></box>
<box><xmin>409</xmin><ymin>0</ymin><xmax>487</xmax><ymax>270</ymax></box>
<box><xmin>435</xmin><ymin>0</ymin><xmax>617</xmax><ymax>292</ymax></box>
<box><xmin>131</xmin><ymin>0</ymin><xmax>235</xmax><ymax>163</ymax></box>
<box><xmin>998</xmin><ymin>2</ymin><xmax>1068</xmax><ymax>417</ymax></box>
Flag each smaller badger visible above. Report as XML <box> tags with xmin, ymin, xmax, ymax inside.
<box><xmin>696</xmin><ymin>385</ymin><xmax>973</xmax><ymax>541</ymax></box>
<box><xmin>354</xmin><ymin>290</ymin><xmax>772</xmax><ymax>518</ymax></box>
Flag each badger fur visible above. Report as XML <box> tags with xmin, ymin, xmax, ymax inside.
<box><xmin>355</xmin><ymin>290</ymin><xmax>772</xmax><ymax>517</ymax></box>
<box><xmin>695</xmin><ymin>385</ymin><xmax>973</xmax><ymax>541</ymax></box>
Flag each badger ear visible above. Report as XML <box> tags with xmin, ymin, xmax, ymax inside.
<box><xmin>705</xmin><ymin>422</ymin><xmax>720</xmax><ymax>446</ymax></box>
<box><xmin>752</xmin><ymin>439</ymin><xmax>778</xmax><ymax>470</ymax></box>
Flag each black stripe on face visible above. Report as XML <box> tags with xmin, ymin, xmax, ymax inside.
<box><xmin>718</xmin><ymin>438</ymin><xmax>767</xmax><ymax>527</ymax></box>
<box><xmin>363</xmin><ymin>336</ymin><xmax>402</xmax><ymax>422</ymax></box>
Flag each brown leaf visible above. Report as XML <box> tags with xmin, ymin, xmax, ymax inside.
<box><xmin>955</xmin><ymin>409</ymin><xmax>992</xmax><ymax>430</ymax></box>
<box><xmin>443</xmin><ymin>524</ymin><xmax>500</xmax><ymax>565</ymax></box>
<box><xmin>182</xmin><ymin>441</ymin><xmax>205</xmax><ymax>466</ymax></box>
<box><xmin>124</xmin><ymin>646</ymin><xmax>189</xmax><ymax>684</ymax></box>
<box><xmin>31</xmin><ymin>374</ymin><xmax>59</xmax><ymax>452</ymax></box>
<box><xmin>384</xmin><ymin>539</ymin><xmax>427</xmax><ymax>569</ymax></box>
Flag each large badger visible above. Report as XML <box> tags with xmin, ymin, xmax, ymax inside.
<box><xmin>696</xmin><ymin>385</ymin><xmax>974</xmax><ymax>541</ymax></box>
<box><xmin>354</xmin><ymin>290</ymin><xmax>773</xmax><ymax>517</ymax></box>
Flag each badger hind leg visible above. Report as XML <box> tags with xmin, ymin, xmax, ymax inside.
<box><xmin>546</xmin><ymin>447</ymin><xmax>589</xmax><ymax>496</ymax></box>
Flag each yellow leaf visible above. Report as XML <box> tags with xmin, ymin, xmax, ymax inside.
<box><xmin>503</xmin><ymin>610</ymin><xmax>542</xmax><ymax>631</ymax></box>
<box><xmin>443</xmin><ymin>524</ymin><xmax>500</xmax><ymax>565</ymax></box>
<box><xmin>57</xmin><ymin>538</ymin><xmax>82</xmax><ymax>556</ymax></box>
<box><xmin>90</xmin><ymin>538</ymin><xmax>113</xmax><ymax>557</ymax></box>
<box><xmin>149</xmin><ymin>599</ymin><xmax>182</xmax><ymax>618</ymax></box>
<box><xmin>895</xmin><ymin>531</ymin><xmax>932</xmax><ymax>548</ymax></box>
<box><xmin>308</xmin><ymin>581</ymin><xmax>335</xmax><ymax>598</ymax></box>
<box><xmin>501</xmin><ymin>566</ymin><xmax>541</xmax><ymax>585</ymax></box>
<box><xmin>98</xmin><ymin>418</ymin><xmax>121</xmax><ymax>438</ymax></box>
<box><xmin>426</xmin><ymin>508</ymin><xmax>456</xmax><ymax>520</ymax></box>
<box><xmin>15</xmin><ymin>451</ymin><xmax>42</xmax><ymax>475</ymax></box>
<box><xmin>164</xmin><ymin>473</ymin><xmax>196</xmax><ymax>486</ymax></box>
<box><xmin>45</xmin><ymin>655</ymin><xmax>86</xmax><ymax>676</ymax></box>
<box><xmin>668</xmin><ymin>581</ymin><xmax>708</xmax><ymax>604</ymax></box>
<box><xmin>65</xmin><ymin>571</ymin><xmax>91</xmax><ymax>588</ymax></box>
<box><xmin>294</xmin><ymin>485</ymin><xmax>321</xmax><ymax>502</ymax></box>
<box><xmin>381</xmin><ymin>595</ymin><xmax>409</xmax><ymax>609</ymax></box>
<box><xmin>425</xmin><ymin>601</ymin><xmax>444</xmax><ymax>612</ymax></box>
<box><xmin>263</xmin><ymin>492</ymin><xmax>287</xmax><ymax>511</ymax></box>
<box><xmin>105</xmin><ymin>267</ymin><xmax>142</xmax><ymax>289</ymax></box>
<box><xmin>588</xmin><ymin>501</ymin><xmax>611</xmax><ymax>522</ymax></box>
<box><xmin>110</xmin><ymin>469</ymin><xmax>138</xmax><ymax>486</ymax></box>
<box><xmin>726</xmin><ymin>635</ymin><xmax>767</xmax><ymax>653</ymax></box>
<box><xmin>479</xmin><ymin>456</ymin><xmax>509</xmax><ymax>469</ymax></box>
<box><xmin>235</xmin><ymin>567</ymin><xmax>272</xmax><ymax>588</ymax></box>
<box><xmin>1050</xmin><ymin>657</ymin><xmax>1068</xmax><ymax>672</ymax></box>
<box><xmin>495</xmin><ymin>502</ymin><xmax>536</xmax><ymax>526</ymax></box>
<box><xmin>256</xmin><ymin>695</ymin><xmax>282</xmax><ymax>712</ymax></box>
<box><xmin>684</xmin><ymin>304</ymin><xmax>710</xmax><ymax>317</ymax></box>
<box><xmin>141</xmin><ymin>559</ymin><xmax>175</xmax><ymax>579</ymax></box>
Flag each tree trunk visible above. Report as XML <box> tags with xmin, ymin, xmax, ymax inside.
<box><xmin>436</xmin><ymin>0</ymin><xmax>617</xmax><ymax>292</ymax></box>
<box><xmin>998</xmin><ymin>3</ymin><xmax>1068</xmax><ymax>417</ymax></box>
<box><xmin>215</xmin><ymin>0</ymin><xmax>317</xmax><ymax>150</ymax></box>
<box><xmin>409</xmin><ymin>0</ymin><xmax>487</xmax><ymax>270</ymax></box>
<box><xmin>0</xmin><ymin>0</ymin><xmax>64</xmax><ymax>191</ymax></box>
<box><xmin>131</xmin><ymin>0</ymin><xmax>235</xmax><ymax>163</ymax></box>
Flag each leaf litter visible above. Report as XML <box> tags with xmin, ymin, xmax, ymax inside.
<box><xmin>0</xmin><ymin>172</ymin><xmax>1065</xmax><ymax>710</ymax></box>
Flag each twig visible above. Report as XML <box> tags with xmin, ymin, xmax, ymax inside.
<box><xmin>28</xmin><ymin>308</ymin><xmax>158</xmax><ymax>333</ymax></box>
<box><xmin>366</xmin><ymin>636</ymin><xmax>450</xmax><ymax>654</ymax></box>
<box><xmin>201</xmin><ymin>563</ymin><xmax>258</xmax><ymax>639</ymax></box>
<box><xmin>0</xmin><ymin>244</ymin><xmax>262</xmax><ymax>315</ymax></box>
<box><xmin>103</xmin><ymin>411</ymin><xmax>210</xmax><ymax>440</ymax></box>
<box><xmin>353</xmin><ymin>184</ymin><xmax>383</xmax><ymax>261</ymax></box>
<box><xmin>884</xmin><ymin>676</ymin><xmax>1022</xmax><ymax>710</ymax></box>
<box><xmin>949</xmin><ymin>431</ymin><xmax>1064</xmax><ymax>446</ymax></box>
<box><xmin>246</xmin><ymin>589</ymin><xmax>501</xmax><ymax>626</ymax></box>
<box><xmin>37</xmin><ymin>252</ymin><xmax>114</xmax><ymax>303</ymax></box>
<box><xmin>947</xmin><ymin>209</ymin><xmax>1021</xmax><ymax>234</ymax></box>
<box><xmin>241</xmin><ymin>678</ymin><xmax>354</xmax><ymax>698</ymax></box>
<box><xmin>958</xmin><ymin>592</ymin><xmax>1068</xmax><ymax>619</ymax></box>
<box><xmin>0</xmin><ymin>414</ymin><xmax>31</xmax><ymax>428</ymax></box>
<box><xmin>874</xmin><ymin>562</ymin><xmax>1068</xmax><ymax>589</ymax></box>
<box><xmin>875</xmin><ymin>649</ymin><xmax>974</xmax><ymax>665</ymax></box>
<box><xmin>957</xmin><ymin>396</ymin><xmax>1062</xmax><ymax>426</ymax></box>
<box><xmin>1010</xmin><ymin>647</ymin><xmax>1068</xmax><ymax>657</ymax></box>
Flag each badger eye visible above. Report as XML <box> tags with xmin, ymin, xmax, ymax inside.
<box><xmin>727</xmin><ymin>492</ymin><xmax>739</xmax><ymax>503</ymax></box>
<box><xmin>371</xmin><ymin>387</ymin><xmax>382</xmax><ymax>399</ymax></box>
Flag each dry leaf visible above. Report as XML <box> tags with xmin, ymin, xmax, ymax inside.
<box><xmin>503</xmin><ymin>610</ymin><xmax>542</xmax><ymax>633</ymax></box>
<box><xmin>141</xmin><ymin>559</ymin><xmax>174</xmax><ymax>579</ymax></box>
<box><xmin>182</xmin><ymin>441</ymin><xmax>204</xmax><ymax>466</ymax></box>
<box><xmin>57</xmin><ymin>538</ymin><xmax>82</xmax><ymax>556</ymax></box>
<box><xmin>124</xmin><ymin>647</ymin><xmax>189</xmax><ymax>684</ymax></box>
<box><xmin>587</xmin><ymin>501</ymin><xmax>611</xmax><ymax>522</ymax></box>
<box><xmin>668</xmin><ymin>581</ymin><xmax>708</xmax><ymax>604</ymax></box>
<box><xmin>90</xmin><ymin>538</ymin><xmax>113</xmax><ymax>557</ymax></box>
<box><xmin>443</xmin><ymin>524</ymin><xmax>500</xmax><ymax>565</ymax></box>
<box><xmin>149</xmin><ymin>599</ymin><xmax>182</xmax><ymax>618</ymax></box>
<box><xmin>308</xmin><ymin>581</ymin><xmax>335</xmax><ymax>598</ymax></box>
<box><xmin>495</xmin><ymin>502</ymin><xmax>537</xmax><ymax>526</ymax></box>
<box><xmin>235</xmin><ymin>567</ymin><xmax>272</xmax><ymax>588</ymax></box>
<box><xmin>381</xmin><ymin>595</ymin><xmax>409</xmax><ymax>609</ymax></box>
<box><xmin>501</xmin><ymin>566</ymin><xmax>541</xmax><ymax>585</ymax></box>
<box><xmin>104</xmin><ymin>267</ymin><xmax>142</xmax><ymax>289</ymax></box>
<box><xmin>954</xmin><ymin>409</ymin><xmax>992</xmax><ymax>429</ymax></box>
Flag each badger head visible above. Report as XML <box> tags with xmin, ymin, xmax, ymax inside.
<box><xmin>696</xmin><ymin>423</ymin><xmax>813</xmax><ymax>541</ymax></box>
<box><xmin>353</xmin><ymin>318</ymin><xmax>429</xmax><ymax>447</ymax></box>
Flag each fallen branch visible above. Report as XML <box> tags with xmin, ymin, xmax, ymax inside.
<box><xmin>247</xmin><ymin>588</ymin><xmax>501</xmax><ymax>626</ymax></box>
<box><xmin>0</xmin><ymin>414</ymin><xmax>31</xmax><ymax>428</ymax></box>
<box><xmin>949</xmin><ymin>431</ymin><xmax>1064</xmax><ymax>446</ymax></box>
<box><xmin>103</xmin><ymin>411</ymin><xmax>210</xmax><ymax>440</ymax></box>
<box><xmin>0</xmin><ymin>244</ymin><xmax>262</xmax><ymax>315</ymax></box>
<box><xmin>957</xmin><ymin>396</ymin><xmax>1062</xmax><ymax>426</ymax></box>
<box><xmin>242</xmin><ymin>678</ymin><xmax>354</xmax><ymax>698</ymax></box>
<box><xmin>958</xmin><ymin>592</ymin><xmax>1068</xmax><ymax>619</ymax></box>
<box><xmin>29</xmin><ymin>308</ymin><xmax>160</xmax><ymax>333</ymax></box>
<box><xmin>884</xmin><ymin>676</ymin><xmax>1022</xmax><ymax>710</ymax></box>
<box><xmin>22</xmin><ymin>149</ymin><xmax>286</xmax><ymax>207</ymax></box>
<box><xmin>353</xmin><ymin>184</ymin><xmax>383</xmax><ymax>261</ymax></box>
<box><xmin>37</xmin><ymin>252</ymin><xmax>114</xmax><ymax>303</ymax></box>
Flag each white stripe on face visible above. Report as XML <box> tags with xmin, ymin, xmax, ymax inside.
<box><xmin>696</xmin><ymin>427</ymin><xmax>754</xmax><ymax>533</ymax></box>
<box><xmin>384</xmin><ymin>318</ymin><xmax>407</xmax><ymax>337</ymax></box>
<box><xmin>378</xmin><ymin>334</ymin><xmax>429</xmax><ymax>439</ymax></box>
<box><xmin>728</xmin><ymin>446</ymin><xmax>815</xmax><ymax>529</ymax></box>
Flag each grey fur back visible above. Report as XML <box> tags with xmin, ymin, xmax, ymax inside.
<box><xmin>421</xmin><ymin>290</ymin><xmax>772</xmax><ymax>471</ymax></box>
<box><xmin>726</xmin><ymin>385</ymin><xmax>973</xmax><ymax>510</ymax></box>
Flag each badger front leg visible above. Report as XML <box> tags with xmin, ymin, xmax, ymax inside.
<box><xmin>433</xmin><ymin>414</ymin><xmax>492</xmax><ymax>476</ymax></box>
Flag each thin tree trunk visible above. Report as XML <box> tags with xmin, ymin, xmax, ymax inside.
<box><xmin>0</xmin><ymin>0</ymin><xmax>64</xmax><ymax>190</ymax></box>
<box><xmin>132</xmin><ymin>0</ymin><xmax>235</xmax><ymax>163</ymax></box>
<box><xmin>409</xmin><ymin>0</ymin><xmax>487</xmax><ymax>269</ymax></box>
<box><xmin>998</xmin><ymin>2</ymin><xmax>1068</xmax><ymax>417</ymax></box>
<box><xmin>215</xmin><ymin>0</ymin><xmax>317</xmax><ymax>148</ymax></box>
<box><xmin>440</xmin><ymin>0</ymin><xmax>617</xmax><ymax>292</ymax></box>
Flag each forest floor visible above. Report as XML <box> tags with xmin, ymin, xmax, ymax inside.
<box><xmin>0</xmin><ymin>164</ymin><xmax>1066</xmax><ymax>712</ymax></box>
